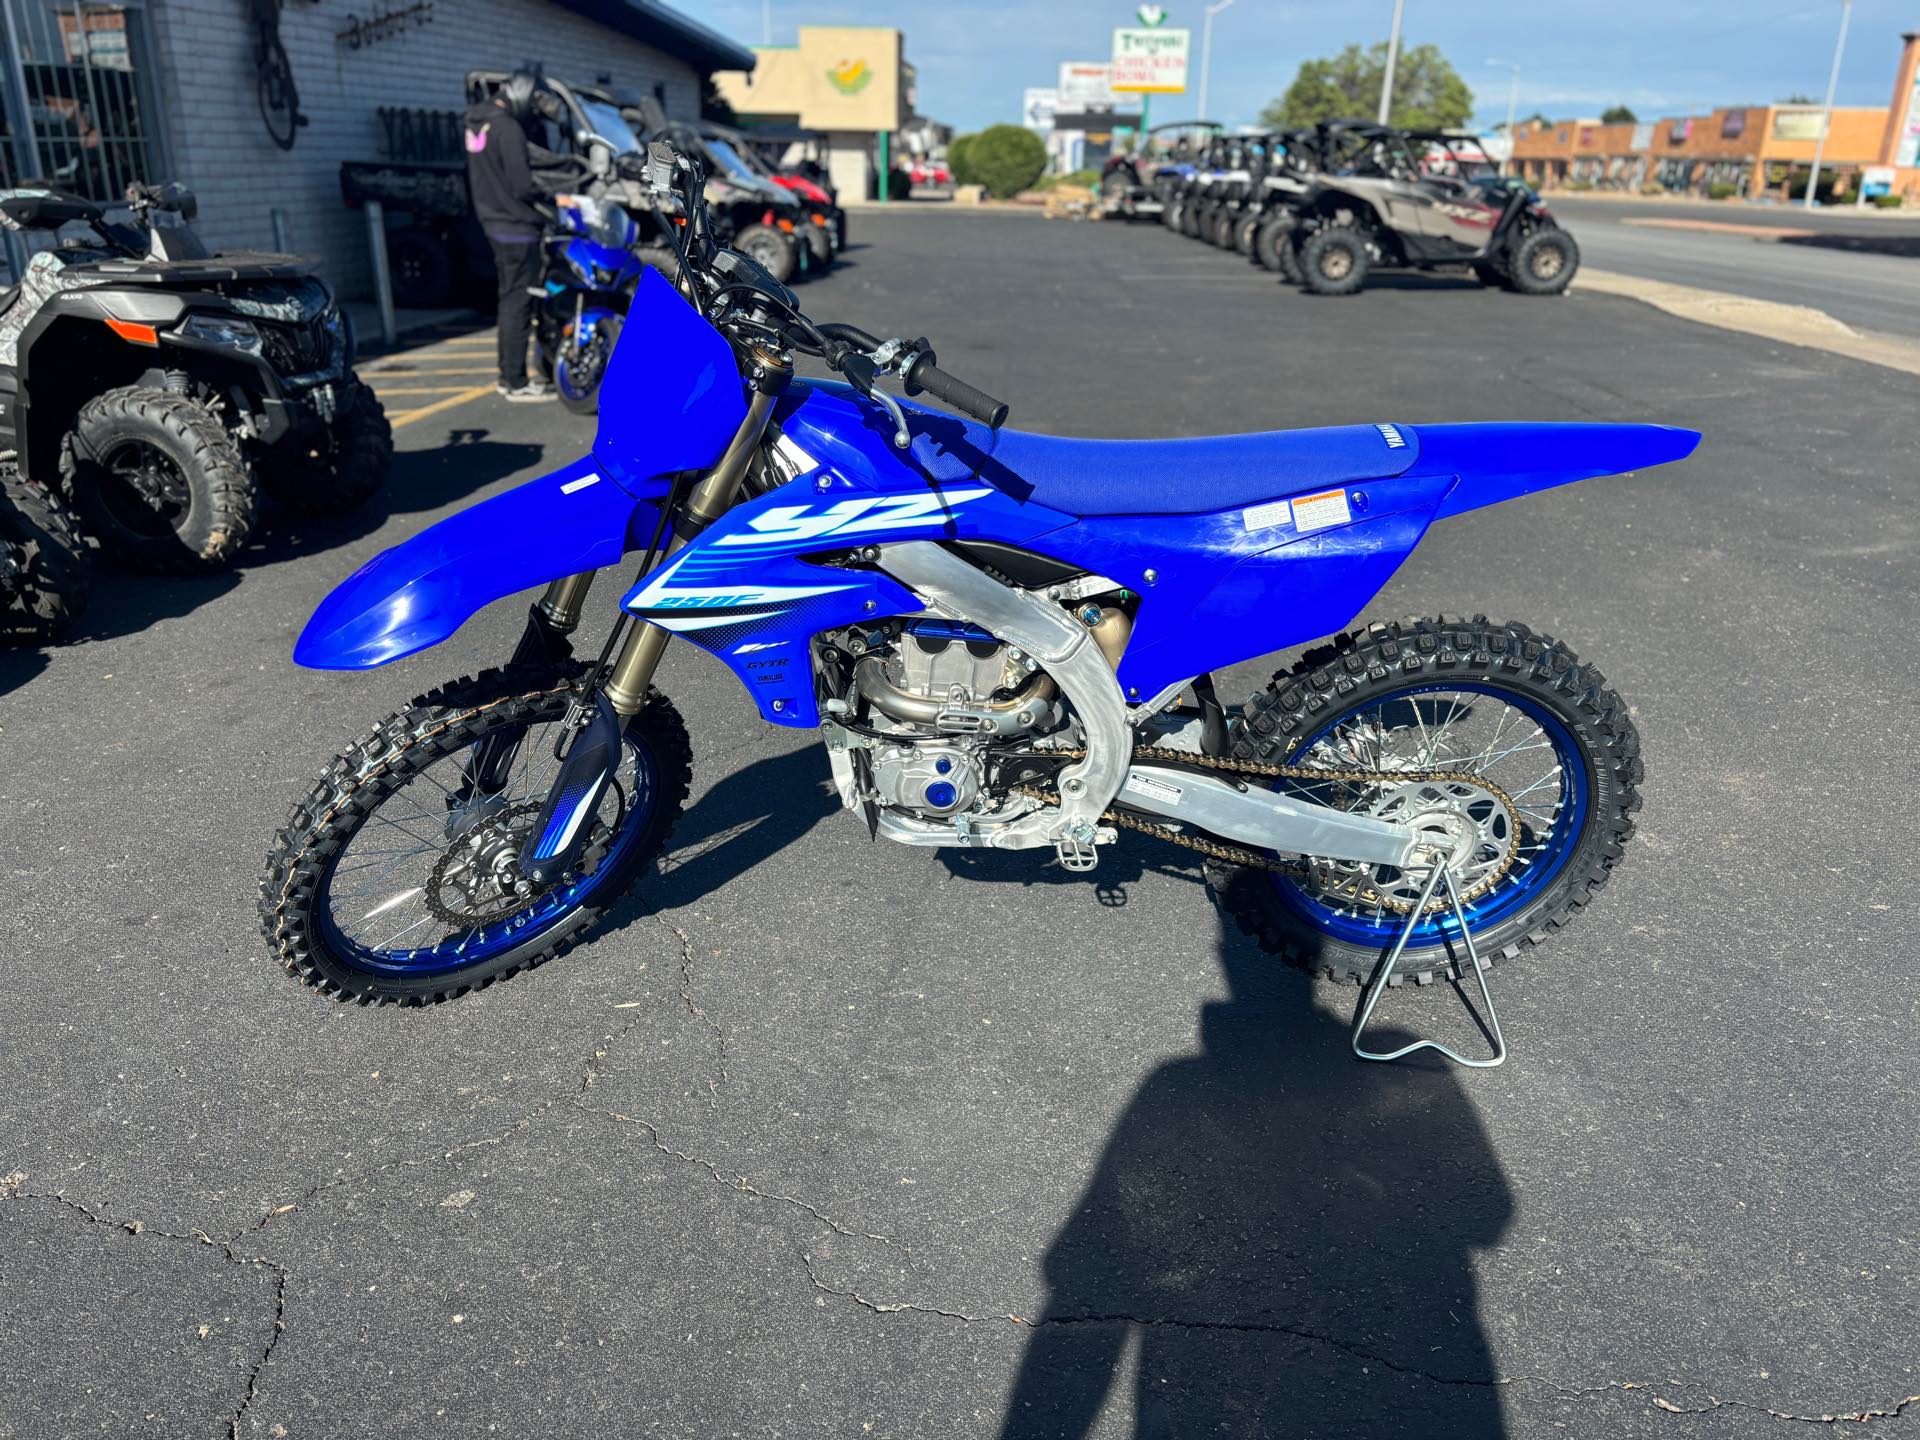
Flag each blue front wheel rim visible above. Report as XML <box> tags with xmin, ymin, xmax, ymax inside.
<box><xmin>315</xmin><ymin>716</ymin><xmax>659</xmax><ymax>978</ymax></box>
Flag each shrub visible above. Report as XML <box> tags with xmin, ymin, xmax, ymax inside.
<box><xmin>967</xmin><ymin>125</ymin><xmax>1048</xmax><ymax>199</ymax></box>
<box><xmin>1706</xmin><ymin>181</ymin><xmax>1740</xmax><ymax>200</ymax></box>
<box><xmin>947</xmin><ymin>134</ymin><xmax>978</xmax><ymax>187</ymax></box>
<box><xmin>1872</xmin><ymin>193</ymin><xmax>1906</xmax><ymax>209</ymax></box>
<box><xmin>1639</xmin><ymin>181</ymin><xmax>1666</xmax><ymax>195</ymax></box>
<box><xmin>1565</xmin><ymin>178</ymin><xmax>1596</xmax><ymax>192</ymax></box>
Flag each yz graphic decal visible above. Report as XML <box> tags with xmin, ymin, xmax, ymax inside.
<box><xmin>713</xmin><ymin>488</ymin><xmax>992</xmax><ymax>547</ymax></box>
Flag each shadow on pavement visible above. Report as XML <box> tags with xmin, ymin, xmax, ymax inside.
<box><xmin>1777</xmin><ymin>231</ymin><xmax>1920</xmax><ymax>259</ymax></box>
<box><xmin>998</xmin><ymin>914</ymin><xmax>1514</xmax><ymax>1439</ymax></box>
<box><xmin>642</xmin><ymin>745</ymin><xmax>841</xmax><ymax>913</ymax></box>
<box><xmin>0</xmin><ymin>643</ymin><xmax>49</xmax><ymax>698</ymax></box>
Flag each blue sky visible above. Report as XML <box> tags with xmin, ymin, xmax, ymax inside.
<box><xmin>673</xmin><ymin>0</ymin><xmax>1917</xmax><ymax>133</ymax></box>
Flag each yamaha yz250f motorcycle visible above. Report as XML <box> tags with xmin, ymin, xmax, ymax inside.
<box><xmin>261</xmin><ymin>141</ymin><xmax>1697</xmax><ymax>1063</ymax></box>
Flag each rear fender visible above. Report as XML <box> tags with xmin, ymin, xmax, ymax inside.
<box><xmin>293</xmin><ymin>457</ymin><xmax>657</xmax><ymax>670</ymax></box>
<box><xmin>1414</xmin><ymin>423</ymin><xmax>1701</xmax><ymax>522</ymax></box>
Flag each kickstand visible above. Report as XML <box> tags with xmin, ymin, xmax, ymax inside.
<box><xmin>1351</xmin><ymin>859</ymin><xmax>1507</xmax><ymax>1069</ymax></box>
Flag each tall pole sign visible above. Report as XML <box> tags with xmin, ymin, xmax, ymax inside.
<box><xmin>1113</xmin><ymin>7</ymin><xmax>1189</xmax><ymax>145</ymax></box>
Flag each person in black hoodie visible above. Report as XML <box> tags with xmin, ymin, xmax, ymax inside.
<box><xmin>465</xmin><ymin>73</ymin><xmax>551</xmax><ymax>401</ymax></box>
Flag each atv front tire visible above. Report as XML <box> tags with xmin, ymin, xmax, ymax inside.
<box><xmin>732</xmin><ymin>224</ymin><xmax>797</xmax><ymax>285</ymax></box>
<box><xmin>1299</xmin><ymin>226</ymin><xmax>1368</xmax><ymax>295</ymax></box>
<box><xmin>62</xmin><ymin>388</ymin><xmax>254</xmax><ymax>572</ymax></box>
<box><xmin>1507</xmin><ymin>226</ymin><xmax>1580</xmax><ymax>295</ymax></box>
<box><xmin>261</xmin><ymin>381</ymin><xmax>393</xmax><ymax>516</ymax></box>
<box><xmin>0</xmin><ymin>468</ymin><xmax>91</xmax><ymax>641</ymax></box>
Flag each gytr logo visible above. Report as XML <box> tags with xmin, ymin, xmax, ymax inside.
<box><xmin>714</xmin><ymin>488</ymin><xmax>993</xmax><ymax>547</ymax></box>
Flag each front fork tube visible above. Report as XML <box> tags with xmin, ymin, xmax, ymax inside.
<box><xmin>463</xmin><ymin>572</ymin><xmax>600</xmax><ymax>798</ymax></box>
<box><xmin>604</xmin><ymin>377</ymin><xmax>783</xmax><ymax>717</ymax></box>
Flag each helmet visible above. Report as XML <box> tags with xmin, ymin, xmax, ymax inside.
<box><xmin>500</xmin><ymin>71</ymin><xmax>538</xmax><ymax>123</ymax></box>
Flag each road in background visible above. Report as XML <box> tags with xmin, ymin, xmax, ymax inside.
<box><xmin>4</xmin><ymin>212</ymin><xmax>1919</xmax><ymax>1439</ymax></box>
<box><xmin>1552</xmin><ymin>195</ymin><xmax>1920</xmax><ymax>335</ymax></box>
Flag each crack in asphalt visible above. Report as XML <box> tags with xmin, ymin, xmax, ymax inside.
<box><xmin>583</xmin><ymin>1098</ymin><xmax>902</xmax><ymax>1251</ymax></box>
<box><xmin>1</xmin><ymin>1173</ymin><xmax>290</xmax><ymax>1440</ymax></box>
<box><xmin>795</xmin><ymin>1247</ymin><xmax>1920</xmax><ymax>1428</ymax></box>
<box><xmin>653</xmin><ymin>907</ymin><xmax>729</xmax><ymax>1097</ymax></box>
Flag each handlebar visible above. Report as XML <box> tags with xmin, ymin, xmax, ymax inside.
<box><xmin>903</xmin><ymin>352</ymin><xmax>1009</xmax><ymax>429</ymax></box>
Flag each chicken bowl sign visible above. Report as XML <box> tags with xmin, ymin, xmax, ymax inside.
<box><xmin>1112</xmin><ymin>20</ymin><xmax>1189</xmax><ymax>94</ymax></box>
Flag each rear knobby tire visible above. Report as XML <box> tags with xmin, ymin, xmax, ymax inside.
<box><xmin>62</xmin><ymin>387</ymin><xmax>254</xmax><ymax>572</ymax></box>
<box><xmin>259</xmin><ymin>669</ymin><xmax>693</xmax><ymax>1005</ymax></box>
<box><xmin>0</xmin><ymin>468</ymin><xmax>91</xmax><ymax>641</ymax></box>
<box><xmin>1205</xmin><ymin>616</ymin><xmax>1642</xmax><ymax>986</ymax></box>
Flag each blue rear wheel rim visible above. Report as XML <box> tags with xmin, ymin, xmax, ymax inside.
<box><xmin>317</xmin><ymin>730</ymin><xmax>659</xmax><ymax>977</ymax></box>
<box><xmin>1268</xmin><ymin>682</ymin><xmax>1591</xmax><ymax>947</ymax></box>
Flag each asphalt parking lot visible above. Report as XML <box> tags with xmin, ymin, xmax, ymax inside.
<box><xmin>3</xmin><ymin>209</ymin><xmax>1918</xmax><ymax>1439</ymax></box>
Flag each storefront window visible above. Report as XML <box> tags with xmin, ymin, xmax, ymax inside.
<box><xmin>1</xmin><ymin>1</ymin><xmax>167</xmax><ymax>201</ymax></box>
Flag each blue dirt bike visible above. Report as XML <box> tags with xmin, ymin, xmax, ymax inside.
<box><xmin>534</xmin><ymin>192</ymin><xmax>671</xmax><ymax>415</ymax></box>
<box><xmin>261</xmin><ymin>141</ymin><xmax>1696</xmax><ymax>1062</ymax></box>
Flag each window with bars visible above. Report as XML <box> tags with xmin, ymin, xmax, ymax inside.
<box><xmin>1</xmin><ymin>0</ymin><xmax>167</xmax><ymax>203</ymax></box>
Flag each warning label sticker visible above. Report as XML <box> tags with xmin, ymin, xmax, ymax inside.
<box><xmin>1123</xmin><ymin>771</ymin><xmax>1184</xmax><ymax>806</ymax></box>
<box><xmin>1289</xmin><ymin>488</ymin><xmax>1353</xmax><ymax>533</ymax></box>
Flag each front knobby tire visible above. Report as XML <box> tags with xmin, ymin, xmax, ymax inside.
<box><xmin>1507</xmin><ymin>226</ymin><xmax>1580</xmax><ymax>295</ymax></box>
<box><xmin>1206</xmin><ymin>616</ymin><xmax>1642</xmax><ymax>987</ymax></box>
<box><xmin>261</xmin><ymin>381</ymin><xmax>393</xmax><ymax>516</ymax></box>
<box><xmin>1299</xmin><ymin>225</ymin><xmax>1369</xmax><ymax>295</ymax></box>
<box><xmin>260</xmin><ymin>669</ymin><xmax>692</xmax><ymax>1004</ymax></box>
<box><xmin>62</xmin><ymin>387</ymin><xmax>254</xmax><ymax>571</ymax></box>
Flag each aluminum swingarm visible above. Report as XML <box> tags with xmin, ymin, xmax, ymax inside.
<box><xmin>872</xmin><ymin>539</ymin><xmax>1508</xmax><ymax>1069</ymax></box>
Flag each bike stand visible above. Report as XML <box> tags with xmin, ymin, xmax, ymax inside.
<box><xmin>1351</xmin><ymin>860</ymin><xmax>1508</xmax><ymax>1069</ymax></box>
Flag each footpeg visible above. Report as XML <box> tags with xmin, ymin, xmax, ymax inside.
<box><xmin>1053</xmin><ymin>824</ymin><xmax>1100</xmax><ymax>872</ymax></box>
<box><xmin>1351</xmin><ymin>859</ymin><xmax>1507</xmax><ymax>1069</ymax></box>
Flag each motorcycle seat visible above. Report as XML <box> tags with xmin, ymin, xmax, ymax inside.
<box><xmin>908</xmin><ymin>410</ymin><xmax>1420</xmax><ymax>517</ymax></box>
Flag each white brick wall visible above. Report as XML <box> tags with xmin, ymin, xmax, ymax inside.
<box><xmin>145</xmin><ymin>0</ymin><xmax>702</xmax><ymax>297</ymax></box>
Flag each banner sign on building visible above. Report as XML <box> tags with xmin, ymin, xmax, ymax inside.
<box><xmin>1024</xmin><ymin>87</ymin><xmax>1058</xmax><ymax>131</ymax></box>
<box><xmin>1059</xmin><ymin>61</ymin><xmax>1113</xmax><ymax>108</ymax></box>
<box><xmin>1896</xmin><ymin>73</ymin><xmax>1920</xmax><ymax>167</ymax></box>
<box><xmin>1111</xmin><ymin>26</ymin><xmax>1189</xmax><ymax>94</ymax></box>
<box><xmin>1630</xmin><ymin>122</ymin><xmax>1654</xmax><ymax>149</ymax></box>
<box><xmin>1771</xmin><ymin>110</ymin><xmax>1826</xmax><ymax>141</ymax></box>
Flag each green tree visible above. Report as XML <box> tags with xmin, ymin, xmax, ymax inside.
<box><xmin>967</xmin><ymin>124</ymin><xmax>1047</xmax><ymax>198</ymax></box>
<box><xmin>1600</xmin><ymin>104</ymin><xmax>1637</xmax><ymax>124</ymax></box>
<box><xmin>948</xmin><ymin>133</ymin><xmax>978</xmax><ymax>186</ymax></box>
<box><xmin>1258</xmin><ymin>41</ymin><xmax>1473</xmax><ymax>131</ymax></box>
<box><xmin>700</xmin><ymin>75</ymin><xmax>736</xmax><ymax>125</ymax></box>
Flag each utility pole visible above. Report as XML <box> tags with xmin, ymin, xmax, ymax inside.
<box><xmin>1198</xmin><ymin>0</ymin><xmax>1236</xmax><ymax>124</ymax></box>
<box><xmin>1805</xmin><ymin>0</ymin><xmax>1852</xmax><ymax>208</ymax></box>
<box><xmin>1377</xmin><ymin>0</ymin><xmax>1406</xmax><ymax>125</ymax></box>
<box><xmin>762</xmin><ymin>0</ymin><xmax>771</xmax><ymax>45</ymax></box>
<box><xmin>1488</xmin><ymin>59</ymin><xmax>1520</xmax><ymax>176</ymax></box>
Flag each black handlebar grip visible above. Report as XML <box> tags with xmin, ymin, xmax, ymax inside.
<box><xmin>905</xmin><ymin>357</ymin><xmax>1009</xmax><ymax>429</ymax></box>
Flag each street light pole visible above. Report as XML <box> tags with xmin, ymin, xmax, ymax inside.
<box><xmin>762</xmin><ymin>0</ymin><xmax>771</xmax><ymax>45</ymax></box>
<box><xmin>1488</xmin><ymin>59</ymin><xmax>1520</xmax><ymax>177</ymax></box>
<box><xmin>1198</xmin><ymin>0</ymin><xmax>1237</xmax><ymax>124</ymax></box>
<box><xmin>1804</xmin><ymin>0</ymin><xmax>1853</xmax><ymax>208</ymax></box>
<box><xmin>1377</xmin><ymin>0</ymin><xmax>1406</xmax><ymax>125</ymax></box>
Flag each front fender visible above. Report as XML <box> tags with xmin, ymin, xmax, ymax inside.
<box><xmin>294</xmin><ymin>457</ymin><xmax>651</xmax><ymax>669</ymax></box>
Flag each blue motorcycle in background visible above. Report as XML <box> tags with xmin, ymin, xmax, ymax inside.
<box><xmin>535</xmin><ymin>190</ymin><xmax>671</xmax><ymax>416</ymax></box>
<box><xmin>261</xmin><ymin>140</ymin><xmax>1697</xmax><ymax>1061</ymax></box>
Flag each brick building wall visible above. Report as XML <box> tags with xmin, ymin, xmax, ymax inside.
<box><xmin>144</xmin><ymin>0</ymin><xmax>703</xmax><ymax>298</ymax></box>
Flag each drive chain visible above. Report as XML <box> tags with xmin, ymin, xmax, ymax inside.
<box><xmin>1015</xmin><ymin>744</ymin><xmax>1522</xmax><ymax>915</ymax></box>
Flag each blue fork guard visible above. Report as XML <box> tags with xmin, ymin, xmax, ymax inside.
<box><xmin>293</xmin><ymin>457</ymin><xmax>655</xmax><ymax>670</ymax></box>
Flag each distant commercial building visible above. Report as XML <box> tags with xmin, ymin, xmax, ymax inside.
<box><xmin>1512</xmin><ymin>31</ymin><xmax>1920</xmax><ymax>202</ymax></box>
<box><xmin>714</xmin><ymin>27</ymin><xmax>922</xmax><ymax>200</ymax></box>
